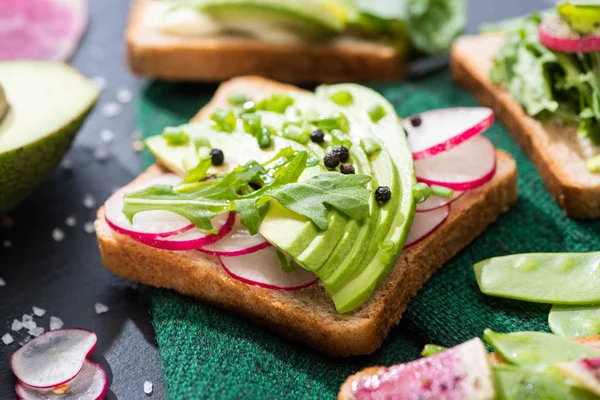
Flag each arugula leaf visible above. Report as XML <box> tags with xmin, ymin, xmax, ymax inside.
<box><xmin>182</xmin><ymin>157</ymin><xmax>212</xmax><ymax>184</ymax></box>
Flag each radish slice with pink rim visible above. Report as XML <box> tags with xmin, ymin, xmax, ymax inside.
<box><xmin>414</xmin><ymin>135</ymin><xmax>497</xmax><ymax>191</ymax></box>
<box><xmin>0</xmin><ymin>0</ymin><xmax>88</xmax><ymax>61</ymax></box>
<box><xmin>136</xmin><ymin>212</ymin><xmax>235</xmax><ymax>251</ymax></box>
<box><xmin>416</xmin><ymin>189</ymin><xmax>463</xmax><ymax>212</ymax></box>
<box><xmin>220</xmin><ymin>246</ymin><xmax>318</xmax><ymax>290</ymax></box>
<box><xmin>16</xmin><ymin>360</ymin><xmax>108</xmax><ymax>400</ymax></box>
<box><xmin>105</xmin><ymin>174</ymin><xmax>194</xmax><ymax>240</ymax></box>
<box><xmin>404</xmin><ymin>108</ymin><xmax>494</xmax><ymax>160</ymax></box>
<box><xmin>10</xmin><ymin>329</ymin><xmax>97</xmax><ymax>389</ymax></box>
<box><xmin>539</xmin><ymin>15</ymin><xmax>600</xmax><ymax>53</ymax></box>
<box><xmin>199</xmin><ymin>214</ymin><xmax>270</xmax><ymax>256</ymax></box>
<box><xmin>405</xmin><ymin>205</ymin><xmax>450</xmax><ymax>248</ymax></box>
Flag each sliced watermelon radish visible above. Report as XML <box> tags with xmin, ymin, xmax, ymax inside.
<box><xmin>416</xmin><ymin>189</ymin><xmax>463</xmax><ymax>213</ymax></box>
<box><xmin>405</xmin><ymin>205</ymin><xmax>450</xmax><ymax>248</ymax></box>
<box><xmin>15</xmin><ymin>360</ymin><xmax>108</xmax><ymax>400</ymax></box>
<box><xmin>539</xmin><ymin>15</ymin><xmax>600</xmax><ymax>53</ymax></box>
<box><xmin>350</xmin><ymin>338</ymin><xmax>494</xmax><ymax>400</ymax></box>
<box><xmin>557</xmin><ymin>357</ymin><xmax>600</xmax><ymax>396</ymax></box>
<box><xmin>136</xmin><ymin>212</ymin><xmax>236</xmax><ymax>251</ymax></box>
<box><xmin>219</xmin><ymin>246</ymin><xmax>318</xmax><ymax>290</ymax></box>
<box><xmin>414</xmin><ymin>135</ymin><xmax>497</xmax><ymax>191</ymax></box>
<box><xmin>105</xmin><ymin>174</ymin><xmax>195</xmax><ymax>240</ymax></box>
<box><xmin>404</xmin><ymin>108</ymin><xmax>494</xmax><ymax>160</ymax></box>
<box><xmin>199</xmin><ymin>214</ymin><xmax>270</xmax><ymax>256</ymax></box>
<box><xmin>0</xmin><ymin>0</ymin><xmax>88</xmax><ymax>61</ymax></box>
<box><xmin>10</xmin><ymin>329</ymin><xmax>97</xmax><ymax>389</ymax></box>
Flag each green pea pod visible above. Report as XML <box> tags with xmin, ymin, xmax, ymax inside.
<box><xmin>549</xmin><ymin>305</ymin><xmax>600</xmax><ymax>339</ymax></box>
<box><xmin>474</xmin><ymin>252</ymin><xmax>600</xmax><ymax>304</ymax></box>
<box><xmin>484</xmin><ymin>330</ymin><xmax>600</xmax><ymax>372</ymax></box>
<box><xmin>493</xmin><ymin>364</ymin><xmax>598</xmax><ymax>400</ymax></box>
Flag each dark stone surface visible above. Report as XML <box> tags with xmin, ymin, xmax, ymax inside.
<box><xmin>0</xmin><ymin>0</ymin><xmax>548</xmax><ymax>398</ymax></box>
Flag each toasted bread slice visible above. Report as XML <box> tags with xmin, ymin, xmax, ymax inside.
<box><xmin>126</xmin><ymin>0</ymin><xmax>407</xmax><ymax>83</ymax></box>
<box><xmin>95</xmin><ymin>76</ymin><xmax>517</xmax><ymax>356</ymax></box>
<box><xmin>451</xmin><ymin>34</ymin><xmax>600</xmax><ymax>219</ymax></box>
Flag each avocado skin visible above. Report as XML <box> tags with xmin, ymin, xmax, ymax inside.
<box><xmin>0</xmin><ymin>101</ymin><xmax>95</xmax><ymax>215</ymax></box>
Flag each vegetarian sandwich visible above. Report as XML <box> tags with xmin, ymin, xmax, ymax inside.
<box><xmin>95</xmin><ymin>76</ymin><xmax>517</xmax><ymax>355</ymax></box>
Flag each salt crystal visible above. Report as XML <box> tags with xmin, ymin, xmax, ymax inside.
<box><xmin>83</xmin><ymin>194</ymin><xmax>96</xmax><ymax>209</ymax></box>
<box><xmin>29</xmin><ymin>327</ymin><xmax>44</xmax><ymax>337</ymax></box>
<box><xmin>117</xmin><ymin>88</ymin><xmax>133</xmax><ymax>104</ymax></box>
<box><xmin>83</xmin><ymin>222</ymin><xmax>95</xmax><ymax>234</ymax></box>
<box><xmin>50</xmin><ymin>316</ymin><xmax>64</xmax><ymax>331</ymax></box>
<box><xmin>102</xmin><ymin>102</ymin><xmax>121</xmax><ymax>118</ymax></box>
<box><xmin>0</xmin><ymin>277</ymin><xmax>5</xmax><ymax>286</ymax></box>
<box><xmin>19</xmin><ymin>335</ymin><xmax>31</xmax><ymax>347</ymax></box>
<box><xmin>52</xmin><ymin>228</ymin><xmax>65</xmax><ymax>242</ymax></box>
<box><xmin>94</xmin><ymin>147</ymin><xmax>110</xmax><ymax>162</ymax></box>
<box><xmin>100</xmin><ymin>129</ymin><xmax>115</xmax><ymax>143</ymax></box>
<box><xmin>61</xmin><ymin>159</ymin><xmax>73</xmax><ymax>170</ymax></box>
<box><xmin>32</xmin><ymin>306</ymin><xmax>46</xmax><ymax>317</ymax></box>
<box><xmin>2</xmin><ymin>333</ymin><xmax>13</xmax><ymax>345</ymax></box>
<box><xmin>144</xmin><ymin>381</ymin><xmax>153</xmax><ymax>395</ymax></box>
<box><xmin>95</xmin><ymin>303</ymin><xmax>109</xmax><ymax>314</ymax></box>
<box><xmin>23</xmin><ymin>320</ymin><xmax>36</xmax><ymax>331</ymax></box>
<box><xmin>11</xmin><ymin>319</ymin><xmax>23</xmax><ymax>331</ymax></box>
<box><xmin>65</xmin><ymin>216</ymin><xmax>77</xmax><ymax>227</ymax></box>
<box><xmin>92</xmin><ymin>76</ymin><xmax>107</xmax><ymax>91</ymax></box>
<box><xmin>3</xmin><ymin>240</ymin><xmax>11</xmax><ymax>248</ymax></box>
<box><xmin>132</xmin><ymin>140</ymin><xmax>144</xmax><ymax>152</ymax></box>
<box><xmin>22</xmin><ymin>314</ymin><xmax>32</xmax><ymax>323</ymax></box>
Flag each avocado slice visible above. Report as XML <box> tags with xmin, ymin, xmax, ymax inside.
<box><xmin>0</xmin><ymin>61</ymin><xmax>98</xmax><ymax>215</ymax></box>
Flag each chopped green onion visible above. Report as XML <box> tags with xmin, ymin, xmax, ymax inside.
<box><xmin>258</xmin><ymin>126</ymin><xmax>274</xmax><ymax>148</ymax></box>
<box><xmin>412</xmin><ymin>182</ymin><xmax>432</xmax><ymax>204</ymax></box>
<box><xmin>227</xmin><ymin>93</ymin><xmax>248</xmax><ymax>106</ymax></box>
<box><xmin>193</xmin><ymin>137</ymin><xmax>211</xmax><ymax>151</ymax></box>
<box><xmin>313</xmin><ymin>112</ymin><xmax>350</xmax><ymax>133</ymax></box>
<box><xmin>210</xmin><ymin>109</ymin><xmax>237</xmax><ymax>132</ymax></box>
<box><xmin>368</xmin><ymin>103</ymin><xmax>387</xmax><ymax>123</ymax></box>
<box><xmin>162</xmin><ymin>127</ymin><xmax>190</xmax><ymax>146</ymax></box>
<box><xmin>586</xmin><ymin>155</ymin><xmax>600</xmax><ymax>173</ymax></box>
<box><xmin>330</xmin><ymin>90</ymin><xmax>354</xmax><ymax>106</ymax></box>
<box><xmin>360</xmin><ymin>137</ymin><xmax>381</xmax><ymax>157</ymax></box>
<box><xmin>330</xmin><ymin>129</ymin><xmax>353</xmax><ymax>149</ymax></box>
<box><xmin>421</xmin><ymin>344</ymin><xmax>447</xmax><ymax>357</ymax></box>
<box><xmin>241</xmin><ymin>113</ymin><xmax>262</xmax><ymax>135</ymax></box>
<box><xmin>240</xmin><ymin>101</ymin><xmax>256</xmax><ymax>114</ymax></box>
<box><xmin>430</xmin><ymin>185</ymin><xmax>454</xmax><ymax>199</ymax></box>
<box><xmin>256</xmin><ymin>93</ymin><xmax>295</xmax><ymax>113</ymax></box>
<box><xmin>275</xmin><ymin>250</ymin><xmax>296</xmax><ymax>272</ymax></box>
<box><xmin>282</xmin><ymin>124</ymin><xmax>310</xmax><ymax>144</ymax></box>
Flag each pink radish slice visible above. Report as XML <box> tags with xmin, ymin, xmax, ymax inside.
<box><xmin>414</xmin><ymin>135</ymin><xmax>497</xmax><ymax>191</ymax></box>
<box><xmin>539</xmin><ymin>15</ymin><xmax>600</xmax><ymax>53</ymax></box>
<box><xmin>16</xmin><ymin>360</ymin><xmax>108</xmax><ymax>400</ymax></box>
<box><xmin>136</xmin><ymin>212</ymin><xmax>235</xmax><ymax>251</ymax></box>
<box><xmin>405</xmin><ymin>108</ymin><xmax>494</xmax><ymax>160</ymax></box>
<box><xmin>219</xmin><ymin>246</ymin><xmax>319</xmax><ymax>290</ymax></box>
<box><xmin>0</xmin><ymin>0</ymin><xmax>88</xmax><ymax>61</ymax></box>
<box><xmin>10</xmin><ymin>329</ymin><xmax>97</xmax><ymax>389</ymax></box>
<box><xmin>199</xmin><ymin>214</ymin><xmax>270</xmax><ymax>256</ymax></box>
<box><xmin>405</xmin><ymin>205</ymin><xmax>450</xmax><ymax>248</ymax></box>
<box><xmin>416</xmin><ymin>189</ymin><xmax>463</xmax><ymax>212</ymax></box>
<box><xmin>105</xmin><ymin>174</ymin><xmax>194</xmax><ymax>240</ymax></box>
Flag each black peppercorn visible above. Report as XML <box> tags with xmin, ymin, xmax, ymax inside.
<box><xmin>209</xmin><ymin>148</ymin><xmax>224</xmax><ymax>166</ymax></box>
<box><xmin>340</xmin><ymin>163</ymin><xmax>355</xmax><ymax>174</ymax></box>
<box><xmin>310</xmin><ymin>129</ymin><xmax>325</xmax><ymax>143</ymax></box>
<box><xmin>375</xmin><ymin>186</ymin><xmax>392</xmax><ymax>203</ymax></box>
<box><xmin>323</xmin><ymin>152</ymin><xmax>340</xmax><ymax>169</ymax></box>
<box><xmin>409</xmin><ymin>115</ymin><xmax>422</xmax><ymax>127</ymax></box>
<box><xmin>332</xmin><ymin>145</ymin><xmax>349</xmax><ymax>162</ymax></box>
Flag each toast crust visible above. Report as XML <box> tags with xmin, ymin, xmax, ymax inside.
<box><xmin>451</xmin><ymin>34</ymin><xmax>600</xmax><ymax>219</ymax></box>
<box><xmin>126</xmin><ymin>0</ymin><xmax>407</xmax><ymax>83</ymax></box>
<box><xmin>95</xmin><ymin>77</ymin><xmax>517</xmax><ymax>356</ymax></box>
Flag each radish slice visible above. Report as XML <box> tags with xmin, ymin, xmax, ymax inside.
<box><xmin>199</xmin><ymin>214</ymin><xmax>270</xmax><ymax>256</ymax></box>
<box><xmin>105</xmin><ymin>174</ymin><xmax>194</xmax><ymax>240</ymax></box>
<box><xmin>219</xmin><ymin>246</ymin><xmax>318</xmax><ymax>290</ymax></box>
<box><xmin>404</xmin><ymin>108</ymin><xmax>494</xmax><ymax>160</ymax></box>
<box><xmin>414</xmin><ymin>135</ymin><xmax>497</xmax><ymax>191</ymax></box>
<box><xmin>405</xmin><ymin>205</ymin><xmax>450</xmax><ymax>248</ymax></box>
<box><xmin>416</xmin><ymin>189</ymin><xmax>463</xmax><ymax>212</ymax></box>
<box><xmin>10</xmin><ymin>329</ymin><xmax>97</xmax><ymax>389</ymax></box>
<box><xmin>0</xmin><ymin>0</ymin><xmax>88</xmax><ymax>61</ymax></box>
<box><xmin>539</xmin><ymin>15</ymin><xmax>600</xmax><ymax>53</ymax></box>
<box><xmin>15</xmin><ymin>360</ymin><xmax>108</xmax><ymax>400</ymax></box>
<box><xmin>137</xmin><ymin>212</ymin><xmax>235</xmax><ymax>251</ymax></box>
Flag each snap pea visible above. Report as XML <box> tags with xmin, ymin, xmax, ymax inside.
<box><xmin>474</xmin><ymin>252</ymin><xmax>600</xmax><ymax>304</ymax></box>
<box><xmin>484</xmin><ymin>330</ymin><xmax>600</xmax><ymax>372</ymax></box>
<box><xmin>549</xmin><ymin>305</ymin><xmax>600</xmax><ymax>339</ymax></box>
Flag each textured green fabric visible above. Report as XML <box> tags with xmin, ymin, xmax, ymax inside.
<box><xmin>138</xmin><ymin>71</ymin><xmax>600</xmax><ymax>400</ymax></box>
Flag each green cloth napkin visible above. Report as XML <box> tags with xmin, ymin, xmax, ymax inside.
<box><xmin>138</xmin><ymin>71</ymin><xmax>600</xmax><ymax>399</ymax></box>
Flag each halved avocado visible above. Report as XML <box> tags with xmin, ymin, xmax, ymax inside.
<box><xmin>0</xmin><ymin>61</ymin><xmax>98</xmax><ymax>215</ymax></box>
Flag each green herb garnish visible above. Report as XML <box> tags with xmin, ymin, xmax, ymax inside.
<box><xmin>360</xmin><ymin>137</ymin><xmax>381</xmax><ymax>157</ymax></box>
<box><xmin>182</xmin><ymin>157</ymin><xmax>212</xmax><ymax>184</ymax></box>
<box><xmin>586</xmin><ymin>154</ymin><xmax>600</xmax><ymax>173</ymax></box>
<box><xmin>275</xmin><ymin>250</ymin><xmax>296</xmax><ymax>272</ymax></box>
<box><xmin>210</xmin><ymin>109</ymin><xmax>237</xmax><ymax>133</ymax></box>
<box><xmin>241</xmin><ymin>113</ymin><xmax>262</xmax><ymax>135</ymax></box>
<box><xmin>430</xmin><ymin>184</ymin><xmax>454</xmax><ymax>199</ymax></box>
<box><xmin>282</xmin><ymin>124</ymin><xmax>310</xmax><ymax>144</ymax></box>
<box><xmin>256</xmin><ymin>93</ymin><xmax>295</xmax><ymax>113</ymax></box>
<box><xmin>228</xmin><ymin>93</ymin><xmax>248</xmax><ymax>106</ymax></box>
<box><xmin>412</xmin><ymin>182</ymin><xmax>432</xmax><ymax>204</ymax></box>
<box><xmin>368</xmin><ymin>103</ymin><xmax>387</xmax><ymax>123</ymax></box>
<box><xmin>193</xmin><ymin>137</ymin><xmax>211</xmax><ymax>151</ymax></box>
<box><xmin>258</xmin><ymin>126</ymin><xmax>274</xmax><ymax>148</ymax></box>
<box><xmin>330</xmin><ymin>90</ymin><xmax>354</xmax><ymax>106</ymax></box>
<box><xmin>312</xmin><ymin>112</ymin><xmax>350</xmax><ymax>133</ymax></box>
<box><xmin>162</xmin><ymin>127</ymin><xmax>190</xmax><ymax>146</ymax></box>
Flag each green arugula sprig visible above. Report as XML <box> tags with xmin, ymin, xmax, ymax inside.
<box><xmin>123</xmin><ymin>151</ymin><xmax>372</xmax><ymax>235</ymax></box>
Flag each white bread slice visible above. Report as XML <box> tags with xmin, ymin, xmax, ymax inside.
<box><xmin>126</xmin><ymin>0</ymin><xmax>407</xmax><ymax>83</ymax></box>
<box><xmin>95</xmin><ymin>76</ymin><xmax>517</xmax><ymax>356</ymax></box>
<box><xmin>451</xmin><ymin>34</ymin><xmax>600</xmax><ymax>219</ymax></box>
